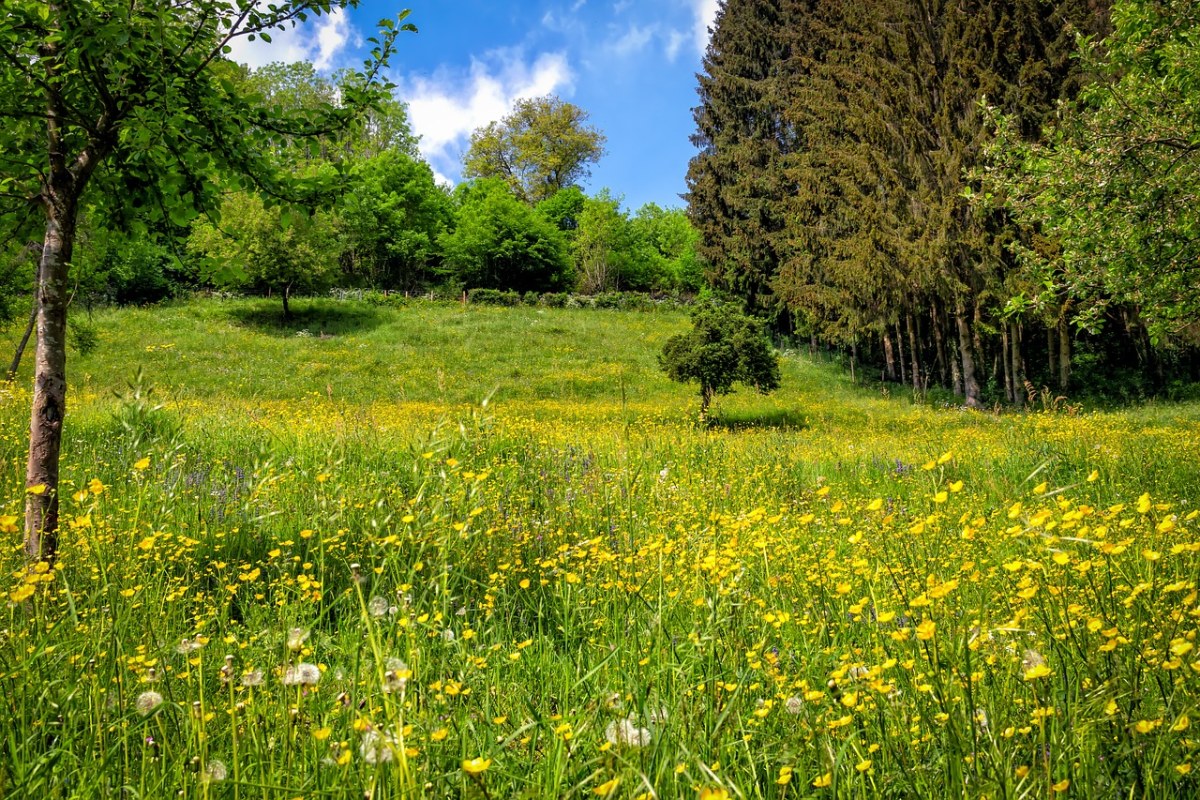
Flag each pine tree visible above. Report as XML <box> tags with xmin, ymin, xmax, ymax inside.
<box><xmin>718</xmin><ymin>0</ymin><xmax>1109</xmax><ymax>402</ymax></box>
<box><xmin>686</xmin><ymin>0</ymin><xmax>792</xmax><ymax>316</ymax></box>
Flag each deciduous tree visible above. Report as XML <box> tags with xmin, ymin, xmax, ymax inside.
<box><xmin>463</xmin><ymin>96</ymin><xmax>606</xmax><ymax>205</ymax></box>
<box><xmin>439</xmin><ymin>178</ymin><xmax>573</xmax><ymax>293</ymax></box>
<box><xmin>660</xmin><ymin>301</ymin><xmax>781</xmax><ymax>417</ymax></box>
<box><xmin>0</xmin><ymin>0</ymin><xmax>408</xmax><ymax>560</ymax></box>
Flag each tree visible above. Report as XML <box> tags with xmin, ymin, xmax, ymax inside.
<box><xmin>188</xmin><ymin>191</ymin><xmax>341</xmax><ymax>318</ymax></box>
<box><xmin>986</xmin><ymin>0</ymin><xmax>1200</xmax><ymax>345</ymax></box>
<box><xmin>439</xmin><ymin>178</ymin><xmax>573</xmax><ymax>293</ymax></box>
<box><xmin>337</xmin><ymin>150</ymin><xmax>452</xmax><ymax>289</ymax></box>
<box><xmin>246</xmin><ymin>62</ymin><xmax>418</xmax><ymax>165</ymax></box>
<box><xmin>572</xmin><ymin>190</ymin><xmax>653</xmax><ymax>293</ymax></box>
<box><xmin>660</xmin><ymin>301</ymin><xmax>781</xmax><ymax>417</ymax></box>
<box><xmin>689</xmin><ymin>0</ymin><xmax>1110</xmax><ymax>403</ymax></box>
<box><xmin>462</xmin><ymin>96</ymin><xmax>606</xmax><ymax>205</ymax></box>
<box><xmin>685</xmin><ymin>0</ymin><xmax>793</xmax><ymax>314</ymax></box>
<box><xmin>0</xmin><ymin>1</ymin><xmax>408</xmax><ymax>561</ymax></box>
<box><xmin>629</xmin><ymin>203</ymin><xmax>705</xmax><ymax>291</ymax></box>
<box><xmin>536</xmin><ymin>186</ymin><xmax>586</xmax><ymax>235</ymax></box>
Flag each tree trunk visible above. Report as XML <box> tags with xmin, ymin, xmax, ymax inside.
<box><xmin>895</xmin><ymin>322</ymin><xmax>907</xmax><ymax>387</ymax></box>
<box><xmin>1000</xmin><ymin>322</ymin><xmax>1013</xmax><ymax>404</ymax></box>
<box><xmin>1057</xmin><ymin>307</ymin><xmax>1071</xmax><ymax>392</ymax></box>
<box><xmin>955</xmin><ymin>301</ymin><xmax>981</xmax><ymax>408</ymax></box>
<box><xmin>26</xmin><ymin>192</ymin><xmax>79</xmax><ymax>561</ymax></box>
<box><xmin>7</xmin><ymin>288</ymin><xmax>37</xmax><ymax>382</ymax></box>
<box><xmin>907</xmin><ymin>311</ymin><xmax>920</xmax><ymax>394</ymax></box>
<box><xmin>972</xmin><ymin>301</ymin><xmax>986</xmax><ymax>395</ymax></box>
<box><xmin>1011</xmin><ymin>320</ymin><xmax>1025</xmax><ymax>407</ymax></box>
<box><xmin>882</xmin><ymin>331</ymin><xmax>896</xmax><ymax>382</ymax></box>
<box><xmin>1047</xmin><ymin>326</ymin><xmax>1055</xmax><ymax>383</ymax></box>
<box><xmin>931</xmin><ymin>304</ymin><xmax>949</xmax><ymax>390</ymax></box>
<box><xmin>282</xmin><ymin>286</ymin><xmax>291</xmax><ymax>320</ymax></box>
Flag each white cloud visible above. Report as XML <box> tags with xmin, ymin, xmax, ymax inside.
<box><xmin>226</xmin><ymin>8</ymin><xmax>355</xmax><ymax>71</ymax></box>
<box><xmin>400</xmin><ymin>50</ymin><xmax>574</xmax><ymax>186</ymax></box>
<box><xmin>609</xmin><ymin>25</ymin><xmax>654</xmax><ymax>58</ymax></box>
<box><xmin>692</xmin><ymin>0</ymin><xmax>720</xmax><ymax>55</ymax></box>
<box><xmin>664</xmin><ymin>29</ymin><xmax>689</xmax><ymax>62</ymax></box>
<box><xmin>313</xmin><ymin>9</ymin><xmax>351</xmax><ymax>70</ymax></box>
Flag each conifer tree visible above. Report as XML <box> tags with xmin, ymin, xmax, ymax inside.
<box><xmin>686</xmin><ymin>0</ymin><xmax>792</xmax><ymax>316</ymax></box>
<box><xmin>692</xmin><ymin>0</ymin><xmax>1109</xmax><ymax>402</ymax></box>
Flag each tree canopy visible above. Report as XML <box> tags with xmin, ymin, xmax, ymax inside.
<box><xmin>660</xmin><ymin>301</ymin><xmax>781</xmax><ymax>417</ymax></box>
<box><xmin>688</xmin><ymin>0</ymin><xmax>1114</xmax><ymax>404</ymax></box>
<box><xmin>984</xmin><ymin>0</ymin><xmax>1200</xmax><ymax>345</ymax></box>
<box><xmin>463</xmin><ymin>96</ymin><xmax>607</xmax><ymax>205</ymax></box>
<box><xmin>439</xmin><ymin>178</ymin><xmax>574</xmax><ymax>293</ymax></box>
<box><xmin>0</xmin><ymin>0</ymin><xmax>408</xmax><ymax>559</ymax></box>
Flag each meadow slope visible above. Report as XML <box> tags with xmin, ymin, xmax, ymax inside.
<box><xmin>3</xmin><ymin>298</ymin><xmax>1200</xmax><ymax>798</ymax></box>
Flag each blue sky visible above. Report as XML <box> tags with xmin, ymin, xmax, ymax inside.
<box><xmin>227</xmin><ymin>1</ymin><xmax>720</xmax><ymax>211</ymax></box>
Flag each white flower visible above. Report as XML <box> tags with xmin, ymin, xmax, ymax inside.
<box><xmin>604</xmin><ymin>717</ymin><xmax>652</xmax><ymax>748</ymax></box>
<box><xmin>359</xmin><ymin>730</ymin><xmax>397</xmax><ymax>764</ymax></box>
<box><xmin>287</xmin><ymin>628</ymin><xmax>310</xmax><ymax>652</ymax></box>
<box><xmin>202</xmin><ymin>759</ymin><xmax>228</xmax><ymax>783</ymax></box>
<box><xmin>136</xmin><ymin>690</ymin><xmax>164</xmax><ymax>715</ymax></box>
<box><xmin>442</xmin><ymin>628</ymin><xmax>455</xmax><ymax>642</ymax></box>
<box><xmin>1021</xmin><ymin>649</ymin><xmax>1046</xmax><ymax>672</ymax></box>
<box><xmin>282</xmin><ymin>662</ymin><xmax>321</xmax><ymax>686</ymax></box>
<box><xmin>176</xmin><ymin>637</ymin><xmax>202</xmax><ymax>654</ymax></box>
<box><xmin>368</xmin><ymin>596</ymin><xmax>389</xmax><ymax>617</ymax></box>
<box><xmin>784</xmin><ymin>696</ymin><xmax>804</xmax><ymax>715</ymax></box>
<box><xmin>241</xmin><ymin>669</ymin><xmax>264</xmax><ymax>687</ymax></box>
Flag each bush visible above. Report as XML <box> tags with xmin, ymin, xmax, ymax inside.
<box><xmin>592</xmin><ymin>292</ymin><xmax>625</xmax><ymax>310</ymax></box>
<box><xmin>660</xmin><ymin>301</ymin><xmax>781</xmax><ymax>417</ymax></box>
<box><xmin>538</xmin><ymin>292</ymin><xmax>569</xmax><ymax>308</ymax></box>
<box><xmin>440</xmin><ymin>179</ymin><xmax>574</xmax><ymax>293</ymax></box>
<box><xmin>467</xmin><ymin>288</ymin><xmax>522</xmax><ymax>306</ymax></box>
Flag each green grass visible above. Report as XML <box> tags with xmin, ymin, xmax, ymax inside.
<box><xmin>3</xmin><ymin>297</ymin><xmax>1200</xmax><ymax>798</ymax></box>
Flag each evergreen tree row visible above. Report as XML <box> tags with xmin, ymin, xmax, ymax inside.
<box><xmin>688</xmin><ymin>0</ymin><xmax>1199</xmax><ymax>403</ymax></box>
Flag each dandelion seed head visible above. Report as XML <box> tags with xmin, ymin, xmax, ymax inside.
<box><xmin>286</xmin><ymin>628</ymin><xmax>310</xmax><ymax>652</ymax></box>
<box><xmin>282</xmin><ymin>662</ymin><xmax>321</xmax><ymax>686</ymax></box>
<box><xmin>604</xmin><ymin>717</ymin><xmax>652</xmax><ymax>748</ymax></box>
<box><xmin>383</xmin><ymin>657</ymin><xmax>409</xmax><ymax>693</ymax></box>
<box><xmin>1022</xmin><ymin>649</ymin><xmax>1046</xmax><ymax>672</ymax></box>
<box><xmin>359</xmin><ymin>730</ymin><xmax>396</xmax><ymax>764</ymax></box>
<box><xmin>136</xmin><ymin>690</ymin><xmax>163</xmax><ymax>715</ymax></box>
<box><xmin>202</xmin><ymin>759</ymin><xmax>227</xmax><ymax>783</ymax></box>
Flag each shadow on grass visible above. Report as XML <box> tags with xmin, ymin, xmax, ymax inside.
<box><xmin>227</xmin><ymin>299</ymin><xmax>385</xmax><ymax>337</ymax></box>
<box><xmin>707</xmin><ymin>408</ymin><xmax>809</xmax><ymax>431</ymax></box>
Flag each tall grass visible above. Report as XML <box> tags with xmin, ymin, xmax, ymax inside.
<box><xmin>2</xmin><ymin>297</ymin><xmax>1200</xmax><ymax>798</ymax></box>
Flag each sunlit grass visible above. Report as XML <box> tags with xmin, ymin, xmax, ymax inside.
<box><xmin>3</xmin><ymin>297</ymin><xmax>1200</xmax><ymax>797</ymax></box>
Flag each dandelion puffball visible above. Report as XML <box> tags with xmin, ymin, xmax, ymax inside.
<box><xmin>282</xmin><ymin>662</ymin><xmax>321</xmax><ymax>686</ymax></box>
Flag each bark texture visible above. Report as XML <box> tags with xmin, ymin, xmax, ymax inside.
<box><xmin>25</xmin><ymin>191</ymin><xmax>77</xmax><ymax>560</ymax></box>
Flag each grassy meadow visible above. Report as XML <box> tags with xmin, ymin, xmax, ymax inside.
<box><xmin>3</xmin><ymin>297</ymin><xmax>1200</xmax><ymax>798</ymax></box>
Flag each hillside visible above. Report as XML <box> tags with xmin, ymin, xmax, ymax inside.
<box><xmin>3</xmin><ymin>298</ymin><xmax>1200</xmax><ymax>798</ymax></box>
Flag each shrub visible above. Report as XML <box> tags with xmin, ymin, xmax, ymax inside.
<box><xmin>660</xmin><ymin>301</ymin><xmax>781</xmax><ymax>417</ymax></box>
<box><xmin>467</xmin><ymin>288</ymin><xmax>522</xmax><ymax>306</ymax></box>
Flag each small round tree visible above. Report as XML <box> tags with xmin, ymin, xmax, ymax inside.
<box><xmin>660</xmin><ymin>301</ymin><xmax>781</xmax><ymax>418</ymax></box>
